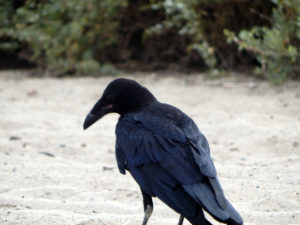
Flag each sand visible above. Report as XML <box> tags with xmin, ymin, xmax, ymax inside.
<box><xmin>0</xmin><ymin>71</ymin><xmax>299</xmax><ymax>225</ymax></box>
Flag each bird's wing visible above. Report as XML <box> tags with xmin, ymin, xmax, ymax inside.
<box><xmin>182</xmin><ymin>119</ymin><xmax>227</xmax><ymax>208</ymax></box>
<box><xmin>116</xmin><ymin>112</ymin><xmax>242</xmax><ymax>224</ymax></box>
<box><xmin>116</xmin><ymin>114</ymin><xmax>201</xmax><ymax>218</ymax></box>
<box><xmin>129</xmin><ymin>109</ymin><xmax>218</xmax><ymax>178</ymax></box>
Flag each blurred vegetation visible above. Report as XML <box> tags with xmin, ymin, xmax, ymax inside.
<box><xmin>0</xmin><ymin>0</ymin><xmax>299</xmax><ymax>83</ymax></box>
<box><xmin>0</xmin><ymin>0</ymin><xmax>127</xmax><ymax>74</ymax></box>
<box><xmin>224</xmin><ymin>0</ymin><xmax>300</xmax><ymax>84</ymax></box>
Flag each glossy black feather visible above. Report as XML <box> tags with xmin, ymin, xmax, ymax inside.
<box><xmin>115</xmin><ymin>102</ymin><xmax>243</xmax><ymax>225</ymax></box>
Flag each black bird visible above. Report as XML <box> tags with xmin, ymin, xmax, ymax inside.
<box><xmin>83</xmin><ymin>78</ymin><xmax>243</xmax><ymax>225</ymax></box>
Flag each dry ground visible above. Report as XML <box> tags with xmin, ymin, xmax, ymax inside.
<box><xmin>0</xmin><ymin>71</ymin><xmax>299</xmax><ymax>225</ymax></box>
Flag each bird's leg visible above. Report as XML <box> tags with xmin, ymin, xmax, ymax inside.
<box><xmin>177</xmin><ymin>215</ymin><xmax>184</xmax><ymax>225</ymax></box>
<box><xmin>141</xmin><ymin>188</ymin><xmax>153</xmax><ymax>225</ymax></box>
<box><xmin>142</xmin><ymin>204</ymin><xmax>153</xmax><ymax>225</ymax></box>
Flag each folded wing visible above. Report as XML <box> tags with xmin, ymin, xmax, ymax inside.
<box><xmin>116</xmin><ymin>108</ymin><xmax>243</xmax><ymax>225</ymax></box>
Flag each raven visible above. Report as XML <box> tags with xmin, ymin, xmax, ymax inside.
<box><xmin>83</xmin><ymin>78</ymin><xmax>243</xmax><ymax>225</ymax></box>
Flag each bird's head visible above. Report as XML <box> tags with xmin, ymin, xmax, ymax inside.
<box><xmin>83</xmin><ymin>78</ymin><xmax>156</xmax><ymax>129</ymax></box>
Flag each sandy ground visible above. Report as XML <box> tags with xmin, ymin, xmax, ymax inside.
<box><xmin>0</xmin><ymin>71</ymin><xmax>299</xmax><ymax>225</ymax></box>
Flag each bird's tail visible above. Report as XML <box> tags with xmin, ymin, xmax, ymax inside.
<box><xmin>186</xmin><ymin>207</ymin><xmax>212</xmax><ymax>225</ymax></box>
<box><xmin>183</xmin><ymin>179</ymin><xmax>243</xmax><ymax>225</ymax></box>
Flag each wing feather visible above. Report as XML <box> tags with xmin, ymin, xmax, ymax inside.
<box><xmin>115</xmin><ymin>110</ymin><xmax>242</xmax><ymax>224</ymax></box>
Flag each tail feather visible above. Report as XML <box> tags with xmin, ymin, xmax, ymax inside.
<box><xmin>183</xmin><ymin>182</ymin><xmax>243</xmax><ymax>225</ymax></box>
<box><xmin>186</xmin><ymin>207</ymin><xmax>212</xmax><ymax>225</ymax></box>
<box><xmin>224</xmin><ymin>199</ymin><xmax>243</xmax><ymax>225</ymax></box>
<box><xmin>209</xmin><ymin>177</ymin><xmax>227</xmax><ymax>209</ymax></box>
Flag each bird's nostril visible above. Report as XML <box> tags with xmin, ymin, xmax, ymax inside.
<box><xmin>106</xmin><ymin>104</ymin><xmax>113</xmax><ymax>109</ymax></box>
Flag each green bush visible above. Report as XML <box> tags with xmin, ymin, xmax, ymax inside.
<box><xmin>0</xmin><ymin>0</ymin><xmax>299</xmax><ymax>83</ymax></box>
<box><xmin>146</xmin><ymin>0</ymin><xmax>299</xmax><ymax>83</ymax></box>
<box><xmin>224</xmin><ymin>0</ymin><xmax>300</xmax><ymax>84</ymax></box>
<box><xmin>145</xmin><ymin>0</ymin><xmax>218</xmax><ymax>68</ymax></box>
<box><xmin>0</xmin><ymin>0</ymin><xmax>126</xmax><ymax>74</ymax></box>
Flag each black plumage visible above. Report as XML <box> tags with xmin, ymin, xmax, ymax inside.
<box><xmin>83</xmin><ymin>78</ymin><xmax>243</xmax><ymax>225</ymax></box>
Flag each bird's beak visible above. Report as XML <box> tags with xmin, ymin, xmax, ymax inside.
<box><xmin>83</xmin><ymin>98</ymin><xmax>112</xmax><ymax>130</ymax></box>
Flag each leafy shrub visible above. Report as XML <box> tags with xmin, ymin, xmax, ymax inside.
<box><xmin>144</xmin><ymin>0</ymin><xmax>218</xmax><ymax>68</ymax></box>
<box><xmin>224</xmin><ymin>0</ymin><xmax>300</xmax><ymax>84</ymax></box>
<box><xmin>0</xmin><ymin>0</ymin><xmax>299</xmax><ymax>83</ymax></box>
<box><xmin>145</xmin><ymin>0</ymin><xmax>274</xmax><ymax>70</ymax></box>
<box><xmin>0</xmin><ymin>0</ymin><xmax>127</xmax><ymax>74</ymax></box>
